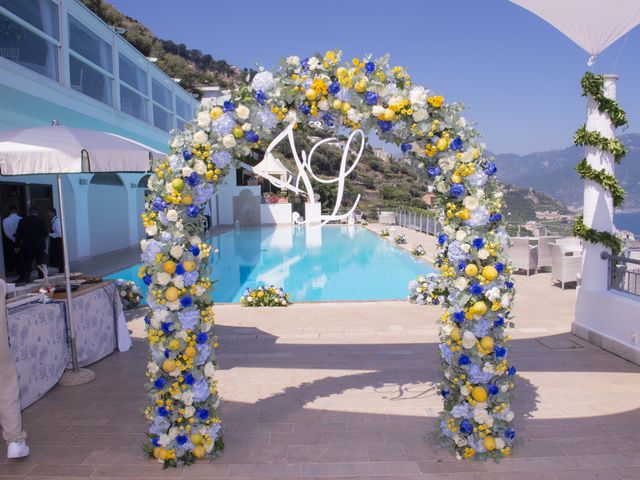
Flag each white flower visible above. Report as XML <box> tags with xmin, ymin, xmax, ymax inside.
<box><xmin>195</xmin><ymin>285</ymin><xmax>205</xmax><ymax>296</ymax></box>
<box><xmin>184</xmin><ymin>405</ymin><xmax>195</xmax><ymax>418</ymax></box>
<box><xmin>505</xmin><ymin>411</ymin><xmax>514</xmax><ymax>422</ymax></box>
<box><xmin>454</xmin><ymin>277</ymin><xmax>469</xmax><ymax>291</ymax></box>
<box><xmin>372</xmin><ymin>105</ymin><xmax>385</xmax><ymax>116</ymax></box>
<box><xmin>308</xmin><ymin>57</ymin><xmax>321</xmax><ymax>70</ymax></box>
<box><xmin>182</xmin><ymin>167</ymin><xmax>193</xmax><ymax>178</ymax></box>
<box><xmin>193</xmin><ymin>130</ymin><xmax>208</xmax><ymax>144</ymax></box>
<box><xmin>413</xmin><ymin>108</ymin><xmax>429</xmax><ymax>122</ymax></box>
<box><xmin>478</xmin><ymin>248</ymin><xmax>490</xmax><ymax>259</ymax></box>
<box><xmin>156</xmin><ymin>272</ymin><xmax>171</xmax><ymax>286</ymax></box>
<box><xmin>458</xmin><ymin>116</ymin><xmax>467</xmax><ymax>128</ymax></box>
<box><xmin>286</xmin><ymin>55</ymin><xmax>300</xmax><ymax>66</ymax></box>
<box><xmin>463</xmin><ymin>196</ymin><xmax>480</xmax><ymax>211</ymax></box>
<box><xmin>454</xmin><ymin>434</ymin><xmax>468</xmax><ymax>447</ymax></box>
<box><xmin>197</xmin><ymin>111</ymin><xmax>210</xmax><ymax>128</ymax></box>
<box><xmin>170</xmin><ymin>245</ymin><xmax>184</xmax><ymax>259</ymax></box>
<box><xmin>147</xmin><ymin>362</ymin><xmax>159</xmax><ymax>375</ymax></box>
<box><xmin>482</xmin><ymin>363</ymin><xmax>495</xmax><ymax>374</ymax></box>
<box><xmin>236</xmin><ymin>105</ymin><xmax>250</xmax><ymax>120</ymax></box>
<box><xmin>462</xmin><ymin>331</ymin><xmax>476</xmax><ymax>349</ymax></box>
<box><xmin>251</xmin><ymin>71</ymin><xmax>275</xmax><ymax>92</ymax></box>
<box><xmin>318</xmin><ymin>99</ymin><xmax>329</xmax><ymax>111</ymax></box>
<box><xmin>443</xmin><ymin>225</ymin><xmax>455</xmax><ymax>236</ymax></box>
<box><xmin>347</xmin><ymin>109</ymin><xmax>363</xmax><ymax>123</ymax></box>
<box><xmin>204</xmin><ymin>362</ymin><xmax>215</xmax><ymax>378</ymax></box>
<box><xmin>159</xmin><ymin>434</ymin><xmax>170</xmax><ymax>447</ymax></box>
<box><xmin>190</xmin><ymin>235</ymin><xmax>202</xmax><ymax>245</ymax></box>
<box><xmin>145</xmin><ymin>225</ymin><xmax>158</xmax><ymax>236</ymax></box>
<box><xmin>501</xmin><ymin>294</ymin><xmax>512</xmax><ymax>307</ymax></box>
<box><xmin>173</xmin><ymin>276</ymin><xmax>184</xmax><ymax>289</ymax></box>
<box><xmin>436</xmin><ymin>181</ymin><xmax>448</xmax><ymax>193</ymax></box>
<box><xmin>409</xmin><ymin>85</ymin><xmax>428</xmax><ymax>106</ymax></box>
<box><xmin>194</xmin><ymin>160</ymin><xmax>207</xmax><ymax>175</ymax></box>
<box><xmin>460</xmin><ymin>385</ymin><xmax>469</xmax><ymax>396</ymax></box>
<box><xmin>501</xmin><ymin>384</ymin><xmax>509</xmax><ymax>393</ymax></box>
<box><xmin>171</xmin><ymin>137</ymin><xmax>182</xmax><ymax>149</ymax></box>
<box><xmin>167</xmin><ymin>300</ymin><xmax>180</xmax><ymax>311</ymax></box>
<box><xmin>485</xmin><ymin>287</ymin><xmax>501</xmax><ymax>301</ymax></box>
<box><xmin>241</xmin><ymin>122</ymin><xmax>252</xmax><ymax>131</ymax></box>
<box><xmin>439</xmin><ymin>155</ymin><xmax>456</xmax><ymax>172</ymax></box>
<box><xmin>455</xmin><ymin>230</ymin><xmax>467</xmax><ymax>241</ymax></box>
<box><xmin>460</xmin><ymin>243</ymin><xmax>471</xmax><ymax>253</ymax></box>
<box><xmin>166</xmin><ymin>209</ymin><xmax>178</xmax><ymax>222</ymax></box>
<box><xmin>222</xmin><ymin>134</ymin><xmax>236</xmax><ymax>149</ymax></box>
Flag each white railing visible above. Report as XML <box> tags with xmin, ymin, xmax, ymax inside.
<box><xmin>601</xmin><ymin>251</ymin><xmax>640</xmax><ymax>297</ymax></box>
<box><xmin>394</xmin><ymin>209</ymin><xmax>441</xmax><ymax>236</ymax></box>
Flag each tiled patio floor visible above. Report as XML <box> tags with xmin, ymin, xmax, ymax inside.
<box><xmin>3</xmin><ymin>232</ymin><xmax>640</xmax><ymax>479</ymax></box>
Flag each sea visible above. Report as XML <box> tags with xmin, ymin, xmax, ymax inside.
<box><xmin>614</xmin><ymin>212</ymin><xmax>640</xmax><ymax>237</ymax></box>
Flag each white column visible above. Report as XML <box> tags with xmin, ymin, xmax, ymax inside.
<box><xmin>580</xmin><ymin>74</ymin><xmax>617</xmax><ymax>291</ymax></box>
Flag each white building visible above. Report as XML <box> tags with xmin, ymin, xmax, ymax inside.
<box><xmin>0</xmin><ymin>0</ymin><xmax>197</xmax><ymax>276</ymax></box>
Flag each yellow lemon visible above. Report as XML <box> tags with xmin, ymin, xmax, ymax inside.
<box><xmin>209</xmin><ymin>106</ymin><xmax>223</xmax><ymax>120</ymax></box>
<box><xmin>169</xmin><ymin>339</ymin><xmax>180</xmax><ymax>351</ymax></box>
<box><xmin>193</xmin><ymin>445</ymin><xmax>206</xmax><ymax>459</ymax></box>
<box><xmin>451</xmin><ymin>173</ymin><xmax>462</xmax><ymax>184</ymax></box>
<box><xmin>336</xmin><ymin>67</ymin><xmax>347</xmax><ymax>78</ymax></box>
<box><xmin>153</xmin><ymin>447</ymin><xmax>163</xmax><ymax>459</ymax></box>
<box><xmin>305</xmin><ymin>88</ymin><xmax>318</xmax><ymax>101</ymax></box>
<box><xmin>450</xmin><ymin>327</ymin><xmax>460</xmax><ymax>342</ymax></box>
<box><xmin>162</xmin><ymin>358</ymin><xmax>176</xmax><ymax>373</ymax></box>
<box><xmin>163</xmin><ymin>261</ymin><xmax>176</xmax><ymax>274</ymax></box>
<box><xmin>165</xmin><ymin>286</ymin><xmax>180</xmax><ymax>302</ymax></box>
<box><xmin>190</xmin><ymin>434</ymin><xmax>203</xmax><ymax>445</ymax></box>
<box><xmin>341</xmin><ymin>102</ymin><xmax>351</xmax><ymax>113</ymax></box>
<box><xmin>354</xmin><ymin>80</ymin><xmax>367</xmax><ymax>93</ymax></box>
<box><xmin>480</xmin><ymin>336</ymin><xmax>494</xmax><ymax>351</ymax></box>
<box><xmin>482</xmin><ymin>266</ymin><xmax>498</xmax><ymax>281</ymax></box>
<box><xmin>232</xmin><ymin>126</ymin><xmax>244</xmax><ymax>138</ymax></box>
<box><xmin>184</xmin><ymin>346</ymin><xmax>197</xmax><ymax>358</ymax></box>
<box><xmin>483</xmin><ymin>436</ymin><xmax>496</xmax><ymax>451</ymax></box>
<box><xmin>171</xmin><ymin>178</ymin><xmax>184</xmax><ymax>192</ymax></box>
<box><xmin>471</xmin><ymin>386</ymin><xmax>487</xmax><ymax>402</ymax></box>
<box><xmin>436</xmin><ymin>137</ymin><xmax>449</xmax><ymax>151</ymax></box>
<box><xmin>183</xmin><ymin>260</ymin><xmax>196</xmax><ymax>272</ymax></box>
<box><xmin>464</xmin><ymin>264</ymin><xmax>479</xmax><ymax>277</ymax></box>
<box><xmin>472</xmin><ymin>301</ymin><xmax>488</xmax><ymax>316</ymax></box>
<box><xmin>332</xmin><ymin>99</ymin><xmax>342</xmax><ymax>110</ymax></box>
<box><xmin>181</xmin><ymin>194</ymin><xmax>193</xmax><ymax>206</ymax></box>
<box><xmin>383</xmin><ymin>108</ymin><xmax>395</xmax><ymax>121</ymax></box>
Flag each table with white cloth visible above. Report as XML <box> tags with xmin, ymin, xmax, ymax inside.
<box><xmin>7</xmin><ymin>281</ymin><xmax>131</xmax><ymax>409</ymax></box>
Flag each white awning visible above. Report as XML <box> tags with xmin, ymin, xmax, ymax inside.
<box><xmin>253</xmin><ymin>152</ymin><xmax>292</xmax><ymax>177</ymax></box>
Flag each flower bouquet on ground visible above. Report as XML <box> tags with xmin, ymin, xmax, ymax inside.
<box><xmin>240</xmin><ymin>285</ymin><xmax>291</xmax><ymax>307</ymax></box>
<box><xmin>361</xmin><ymin>220</ymin><xmax>369</xmax><ymax>226</ymax></box>
<box><xmin>380</xmin><ymin>229</ymin><xmax>390</xmax><ymax>237</ymax></box>
<box><xmin>408</xmin><ymin>274</ymin><xmax>445</xmax><ymax>305</ymax></box>
<box><xmin>394</xmin><ymin>233</ymin><xmax>407</xmax><ymax>244</ymax></box>
<box><xmin>115</xmin><ymin>279</ymin><xmax>142</xmax><ymax>309</ymax></box>
<box><xmin>412</xmin><ymin>244</ymin><xmax>426</xmax><ymax>256</ymax></box>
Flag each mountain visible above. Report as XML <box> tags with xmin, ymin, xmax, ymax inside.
<box><xmin>79</xmin><ymin>0</ymin><xmax>247</xmax><ymax>96</ymax></box>
<box><xmin>493</xmin><ymin>133</ymin><xmax>640</xmax><ymax>211</ymax></box>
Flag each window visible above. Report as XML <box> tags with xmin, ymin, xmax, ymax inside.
<box><xmin>152</xmin><ymin>78</ymin><xmax>172</xmax><ymax>109</ymax></box>
<box><xmin>0</xmin><ymin>7</ymin><xmax>59</xmax><ymax>80</ymax></box>
<box><xmin>0</xmin><ymin>0</ymin><xmax>59</xmax><ymax>39</ymax></box>
<box><xmin>120</xmin><ymin>84</ymin><xmax>147</xmax><ymax>122</ymax></box>
<box><xmin>70</xmin><ymin>55</ymin><xmax>112</xmax><ymax>105</ymax></box>
<box><xmin>153</xmin><ymin>104</ymin><xmax>172</xmax><ymax>131</ymax></box>
<box><xmin>176</xmin><ymin>117</ymin><xmax>187</xmax><ymax>131</ymax></box>
<box><xmin>68</xmin><ymin>14</ymin><xmax>112</xmax><ymax>73</ymax></box>
<box><xmin>176</xmin><ymin>96</ymin><xmax>192</xmax><ymax>120</ymax></box>
<box><xmin>119</xmin><ymin>53</ymin><xmax>147</xmax><ymax>94</ymax></box>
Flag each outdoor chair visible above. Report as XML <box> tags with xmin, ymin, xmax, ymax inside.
<box><xmin>549</xmin><ymin>242</ymin><xmax>582</xmax><ymax>289</ymax></box>
<box><xmin>537</xmin><ymin>236</ymin><xmax>561</xmax><ymax>272</ymax></box>
<box><xmin>506</xmin><ymin>237</ymin><xmax>538</xmax><ymax>276</ymax></box>
<box><xmin>555</xmin><ymin>236</ymin><xmax>583</xmax><ymax>252</ymax></box>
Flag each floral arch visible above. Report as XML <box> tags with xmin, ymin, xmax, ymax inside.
<box><xmin>140</xmin><ymin>50</ymin><xmax>516</xmax><ymax>466</ymax></box>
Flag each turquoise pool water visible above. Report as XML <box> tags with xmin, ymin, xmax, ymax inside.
<box><xmin>106</xmin><ymin>226</ymin><xmax>435</xmax><ymax>302</ymax></box>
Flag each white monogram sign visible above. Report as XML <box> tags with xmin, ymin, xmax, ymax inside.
<box><xmin>261</xmin><ymin>119</ymin><xmax>364</xmax><ymax>226</ymax></box>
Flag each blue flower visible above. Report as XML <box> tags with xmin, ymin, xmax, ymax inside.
<box><xmin>440</xmin><ymin>389</ymin><xmax>449</xmax><ymax>398</ymax></box>
<box><xmin>488</xmin><ymin>384</ymin><xmax>499</xmax><ymax>395</ymax></box>
<box><xmin>184</xmin><ymin>373</ymin><xmax>195</xmax><ymax>385</ymax></box>
<box><xmin>144</xmin><ymin>316</ymin><xmax>150</xmax><ymax>326</ymax></box>
<box><xmin>163</xmin><ymin>348</ymin><xmax>169</xmax><ymax>358</ymax></box>
<box><xmin>505</xmin><ymin>281</ymin><xmax>514</xmax><ymax>289</ymax></box>
<box><xmin>176</xmin><ymin>434</ymin><xmax>188</xmax><ymax>445</ymax></box>
<box><xmin>427</xmin><ymin>166</ymin><xmax>441</xmax><ymax>178</ymax></box>
<box><xmin>495</xmin><ymin>263</ymin><xmax>504</xmax><ymax>273</ymax></box>
<box><xmin>450</xmin><ymin>184</ymin><xmax>465</xmax><ymax>198</ymax></box>
<box><xmin>300</xmin><ymin>103</ymin><xmax>311</xmax><ymax>115</ymax></box>
<box><xmin>175</xmin><ymin>264</ymin><xmax>185</xmax><ymax>275</ymax></box>
<box><xmin>494</xmin><ymin>346</ymin><xmax>507</xmax><ymax>358</ymax></box>
<box><xmin>454</xmin><ymin>311</ymin><xmax>465</xmax><ymax>323</ymax></box>
<box><xmin>490</xmin><ymin>213</ymin><xmax>502</xmax><ymax>222</ymax></box>
<box><xmin>161</xmin><ymin>322</ymin><xmax>173</xmax><ymax>334</ymax></box>
<box><xmin>245</xmin><ymin>131</ymin><xmax>259</xmax><ymax>143</ymax></box>
<box><xmin>458</xmin><ymin>354</ymin><xmax>470</xmax><ymax>365</ymax></box>
<box><xmin>223</xmin><ymin>100</ymin><xmax>235</xmax><ymax>112</ymax></box>
<box><xmin>180</xmin><ymin>296</ymin><xmax>193</xmax><ymax>308</ymax></box>
<box><xmin>328</xmin><ymin>81</ymin><xmax>340</xmax><ymax>95</ymax></box>
<box><xmin>472</xmin><ymin>238</ymin><xmax>484</xmax><ymax>249</ymax></box>
<box><xmin>152</xmin><ymin>437</ymin><xmax>160</xmax><ymax>447</ymax></box>
<box><xmin>301</xmin><ymin>57</ymin><xmax>309</xmax><ymax>70</ymax></box>
<box><xmin>187</xmin><ymin>205</ymin><xmax>200</xmax><ymax>218</ymax></box>
<box><xmin>254</xmin><ymin>90</ymin><xmax>268</xmax><ymax>105</ymax></box>
<box><xmin>196</xmin><ymin>332</ymin><xmax>208</xmax><ymax>344</ymax></box>
<box><xmin>365</xmin><ymin>61</ymin><xmax>376</xmax><ymax>73</ymax></box>
<box><xmin>182</xmin><ymin>150</ymin><xmax>192</xmax><ymax>161</ymax></box>
<box><xmin>365</xmin><ymin>91</ymin><xmax>378</xmax><ymax>105</ymax></box>
<box><xmin>438</xmin><ymin>234</ymin><xmax>448</xmax><ymax>245</ymax></box>
<box><xmin>505</xmin><ymin>428</ymin><xmax>516</xmax><ymax>440</ymax></box>
<box><xmin>143</xmin><ymin>274</ymin><xmax>152</xmax><ymax>286</ymax></box>
<box><xmin>186</xmin><ymin>172</ymin><xmax>200</xmax><ymax>187</ymax></box>
<box><xmin>494</xmin><ymin>316</ymin><xmax>505</xmax><ymax>327</ymax></box>
<box><xmin>190</xmin><ymin>245</ymin><xmax>200</xmax><ymax>256</ymax></box>
<box><xmin>469</xmin><ymin>282</ymin><xmax>483</xmax><ymax>295</ymax></box>
<box><xmin>154</xmin><ymin>377</ymin><xmax>165</xmax><ymax>389</ymax></box>
<box><xmin>152</xmin><ymin>197</ymin><xmax>166</xmax><ymax>211</ymax></box>
<box><xmin>458</xmin><ymin>261</ymin><xmax>467</xmax><ymax>271</ymax></box>
<box><xmin>449</xmin><ymin>137</ymin><xmax>463</xmax><ymax>150</ymax></box>
<box><xmin>459</xmin><ymin>419</ymin><xmax>473</xmax><ymax>434</ymax></box>
<box><xmin>400</xmin><ymin>143</ymin><xmax>412</xmax><ymax>153</ymax></box>
<box><xmin>484</xmin><ymin>162</ymin><xmax>497</xmax><ymax>176</ymax></box>
<box><xmin>508</xmin><ymin>366</ymin><xmax>517</xmax><ymax>375</ymax></box>
<box><xmin>377</xmin><ymin>120</ymin><xmax>392</xmax><ymax>132</ymax></box>
<box><xmin>158</xmin><ymin>406</ymin><xmax>168</xmax><ymax>417</ymax></box>
<box><xmin>197</xmin><ymin>408</ymin><xmax>209</xmax><ymax>420</ymax></box>
<box><xmin>323</xmin><ymin>113</ymin><xmax>334</xmax><ymax>127</ymax></box>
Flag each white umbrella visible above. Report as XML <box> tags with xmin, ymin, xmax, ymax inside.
<box><xmin>0</xmin><ymin>124</ymin><xmax>160</xmax><ymax>375</ymax></box>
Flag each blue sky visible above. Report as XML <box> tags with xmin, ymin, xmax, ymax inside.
<box><xmin>107</xmin><ymin>0</ymin><xmax>640</xmax><ymax>155</ymax></box>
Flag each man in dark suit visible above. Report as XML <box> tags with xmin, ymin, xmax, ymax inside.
<box><xmin>14</xmin><ymin>207</ymin><xmax>49</xmax><ymax>284</ymax></box>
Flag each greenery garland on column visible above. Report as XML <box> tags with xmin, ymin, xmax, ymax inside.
<box><xmin>572</xmin><ymin>72</ymin><xmax>627</xmax><ymax>254</ymax></box>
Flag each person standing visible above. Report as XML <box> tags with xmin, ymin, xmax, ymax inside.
<box><xmin>14</xmin><ymin>207</ymin><xmax>48</xmax><ymax>284</ymax></box>
<box><xmin>2</xmin><ymin>206</ymin><xmax>21</xmax><ymax>276</ymax></box>
<box><xmin>47</xmin><ymin>208</ymin><xmax>64</xmax><ymax>274</ymax></box>
<box><xmin>0</xmin><ymin>279</ymin><xmax>30</xmax><ymax>459</ymax></box>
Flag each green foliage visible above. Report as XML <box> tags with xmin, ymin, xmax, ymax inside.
<box><xmin>575</xmin><ymin>159</ymin><xmax>624</xmax><ymax>207</ymax></box>
<box><xmin>574</xmin><ymin>125</ymin><xmax>626</xmax><ymax>164</ymax></box>
<box><xmin>572</xmin><ymin>215</ymin><xmax>622</xmax><ymax>254</ymax></box>
<box><xmin>581</xmin><ymin>72</ymin><xmax>628</xmax><ymax>128</ymax></box>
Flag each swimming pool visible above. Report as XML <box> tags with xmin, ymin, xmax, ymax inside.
<box><xmin>107</xmin><ymin>226</ymin><xmax>435</xmax><ymax>302</ymax></box>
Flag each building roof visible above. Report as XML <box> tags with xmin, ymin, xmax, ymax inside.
<box><xmin>254</xmin><ymin>153</ymin><xmax>292</xmax><ymax>176</ymax></box>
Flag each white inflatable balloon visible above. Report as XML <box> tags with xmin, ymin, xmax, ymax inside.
<box><xmin>511</xmin><ymin>0</ymin><xmax>640</xmax><ymax>64</ymax></box>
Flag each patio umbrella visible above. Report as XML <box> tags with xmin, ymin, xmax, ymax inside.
<box><xmin>0</xmin><ymin>124</ymin><xmax>161</xmax><ymax>376</ymax></box>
